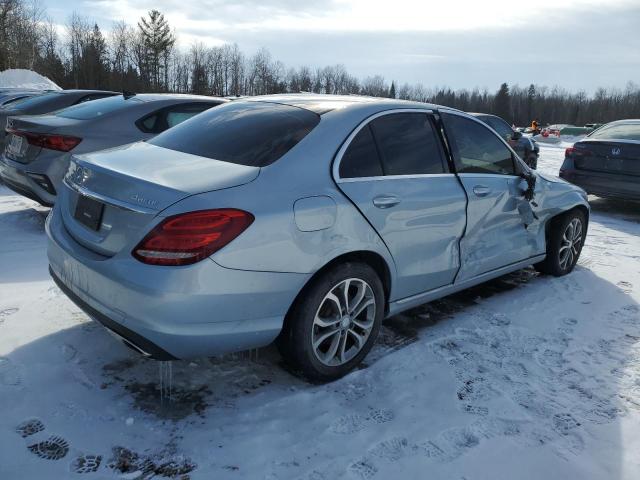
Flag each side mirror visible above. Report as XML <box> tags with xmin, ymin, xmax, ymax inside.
<box><xmin>512</xmin><ymin>130</ymin><xmax>523</xmax><ymax>140</ymax></box>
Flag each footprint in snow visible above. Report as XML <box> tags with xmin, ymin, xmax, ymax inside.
<box><xmin>329</xmin><ymin>409</ymin><xmax>394</xmax><ymax>434</ymax></box>
<box><xmin>71</xmin><ymin>454</ymin><xmax>103</xmax><ymax>473</ymax></box>
<box><xmin>348</xmin><ymin>458</ymin><xmax>378</xmax><ymax>479</ymax></box>
<box><xmin>0</xmin><ymin>307</ymin><xmax>18</xmax><ymax>324</ymax></box>
<box><xmin>16</xmin><ymin>419</ymin><xmax>45</xmax><ymax>438</ymax></box>
<box><xmin>28</xmin><ymin>435</ymin><xmax>70</xmax><ymax>461</ymax></box>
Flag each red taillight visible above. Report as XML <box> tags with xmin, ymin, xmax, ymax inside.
<box><xmin>7</xmin><ymin>129</ymin><xmax>81</xmax><ymax>152</ymax></box>
<box><xmin>565</xmin><ymin>147</ymin><xmax>588</xmax><ymax>157</ymax></box>
<box><xmin>132</xmin><ymin>209</ymin><xmax>254</xmax><ymax>266</ymax></box>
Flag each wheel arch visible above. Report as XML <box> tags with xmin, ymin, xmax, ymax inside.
<box><xmin>284</xmin><ymin>250</ymin><xmax>393</xmax><ymax>324</ymax></box>
<box><xmin>544</xmin><ymin>203</ymin><xmax>590</xmax><ymax>241</ymax></box>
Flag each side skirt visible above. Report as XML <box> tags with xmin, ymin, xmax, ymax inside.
<box><xmin>387</xmin><ymin>254</ymin><xmax>546</xmax><ymax>317</ymax></box>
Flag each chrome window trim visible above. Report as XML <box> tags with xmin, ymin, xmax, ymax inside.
<box><xmin>338</xmin><ymin>173</ymin><xmax>456</xmax><ymax>183</ymax></box>
<box><xmin>457</xmin><ymin>173</ymin><xmax>521</xmax><ymax>180</ymax></box>
<box><xmin>333</xmin><ymin>108</ymin><xmax>440</xmax><ymax>183</ymax></box>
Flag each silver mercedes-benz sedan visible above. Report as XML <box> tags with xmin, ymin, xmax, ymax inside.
<box><xmin>46</xmin><ymin>94</ymin><xmax>589</xmax><ymax>382</ymax></box>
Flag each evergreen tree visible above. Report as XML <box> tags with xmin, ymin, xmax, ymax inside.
<box><xmin>138</xmin><ymin>10</ymin><xmax>175</xmax><ymax>90</ymax></box>
<box><xmin>494</xmin><ymin>82</ymin><xmax>511</xmax><ymax>120</ymax></box>
<box><xmin>389</xmin><ymin>81</ymin><xmax>396</xmax><ymax>99</ymax></box>
<box><xmin>527</xmin><ymin>84</ymin><xmax>536</xmax><ymax>122</ymax></box>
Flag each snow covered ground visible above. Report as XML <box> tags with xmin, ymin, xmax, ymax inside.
<box><xmin>1</xmin><ymin>143</ymin><xmax>639</xmax><ymax>479</ymax></box>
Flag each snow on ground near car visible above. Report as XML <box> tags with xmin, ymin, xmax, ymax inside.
<box><xmin>1</xmin><ymin>144</ymin><xmax>639</xmax><ymax>479</ymax></box>
<box><xmin>0</xmin><ymin>69</ymin><xmax>61</xmax><ymax>91</ymax></box>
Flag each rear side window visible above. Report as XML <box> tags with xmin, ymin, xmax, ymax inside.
<box><xmin>339</xmin><ymin>125</ymin><xmax>383</xmax><ymax>178</ymax></box>
<box><xmin>589</xmin><ymin>123</ymin><xmax>640</xmax><ymax>141</ymax></box>
<box><xmin>57</xmin><ymin>95</ymin><xmax>143</xmax><ymax>120</ymax></box>
<box><xmin>2</xmin><ymin>92</ymin><xmax>62</xmax><ymax>110</ymax></box>
<box><xmin>150</xmin><ymin>101</ymin><xmax>320</xmax><ymax>166</ymax></box>
<box><xmin>443</xmin><ymin>113</ymin><xmax>515</xmax><ymax>175</ymax></box>
<box><xmin>76</xmin><ymin>93</ymin><xmax>116</xmax><ymax>104</ymax></box>
<box><xmin>370</xmin><ymin>113</ymin><xmax>445</xmax><ymax>175</ymax></box>
<box><xmin>138</xmin><ymin>103</ymin><xmax>215</xmax><ymax>133</ymax></box>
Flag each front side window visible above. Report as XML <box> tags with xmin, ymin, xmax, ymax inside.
<box><xmin>150</xmin><ymin>101</ymin><xmax>320</xmax><ymax>166</ymax></box>
<box><xmin>339</xmin><ymin>125</ymin><xmax>383</xmax><ymax>178</ymax></box>
<box><xmin>370</xmin><ymin>113</ymin><xmax>445</xmax><ymax>175</ymax></box>
<box><xmin>483</xmin><ymin>116</ymin><xmax>513</xmax><ymax>141</ymax></box>
<box><xmin>443</xmin><ymin>113</ymin><xmax>515</xmax><ymax>175</ymax></box>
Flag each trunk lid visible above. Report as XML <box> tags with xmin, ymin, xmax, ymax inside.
<box><xmin>573</xmin><ymin>139</ymin><xmax>640</xmax><ymax>176</ymax></box>
<box><xmin>4</xmin><ymin>114</ymin><xmax>82</xmax><ymax>164</ymax></box>
<box><xmin>61</xmin><ymin>141</ymin><xmax>260</xmax><ymax>257</ymax></box>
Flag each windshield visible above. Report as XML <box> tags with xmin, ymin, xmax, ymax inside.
<box><xmin>1</xmin><ymin>91</ymin><xmax>62</xmax><ymax>110</ymax></box>
<box><xmin>149</xmin><ymin>101</ymin><xmax>320</xmax><ymax>167</ymax></box>
<box><xmin>589</xmin><ymin>123</ymin><xmax>640</xmax><ymax>141</ymax></box>
<box><xmin>57</xmin><ymin>95</ymin><xmax>143</xmax><ymax>120</ymax></box>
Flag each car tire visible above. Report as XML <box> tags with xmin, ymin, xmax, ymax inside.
<box><xmin>535</xmin><ymin>209</ymin><xmax>586</xmax><ymax>276</ymax></box>
<box><xmin>277</xmin><ymin>262</ymin><xmax>384</xmax><ymax>382</ymax></box>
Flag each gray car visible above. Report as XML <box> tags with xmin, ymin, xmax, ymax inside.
<box><xmin>0</xmin><ymin>89</ymin><xmax>119</xmax><ymax>145</ymax></box>
<box><xmin>46</xmin><ymin>94</ymin><xmax>589</xmax><ymax>382</ymax></box>
<box><xmin>0</xmin><ymin>93</ymin><xmax>227</xmax><ymax>206</ymax></box>
<box><xmin>560</xmin><ymin>119</ymin><xmax>640</xmax><ymax>201</ymax></box>
<box><xmin>0</xmin><ymin>89</ymin><xmax>45</xmax><ymax>107</ymax></box>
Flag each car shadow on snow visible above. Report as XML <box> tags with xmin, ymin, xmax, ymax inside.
<box><xmin>2</xmin><ymin>265</ymin><xmax>637</xmax><ymax>478</ymax></box>
<box><xmin>589</xmin><ymin>196</ymin><xmax>640</xmax><ymax>226</ymax></box>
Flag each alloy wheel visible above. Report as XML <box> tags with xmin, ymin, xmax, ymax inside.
<box><xmin>559</xmin><ymin>217</ymin><xmax>583</xmax><ymax>270</ymax></box>
<box><xmin>311</xmin><ymin>278</ymin><xmax>376</xmax><ymax>367</ymax></box>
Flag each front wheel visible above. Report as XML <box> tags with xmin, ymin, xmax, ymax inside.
<box><xmin>535</xmin><ymin>209</ymin><xmax>586</xmax><ymax>276</ymax></box>
<box><xmin>277</xmin><ymin>262</ymin><xmax>384</xmax><ymax>382</ymax></box>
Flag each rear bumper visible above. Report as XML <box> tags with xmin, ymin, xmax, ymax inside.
<box><xmin>0</xmin><ymin>152</ymin><xmax>67</xmax><ymax>206</ymax></box>
<box><xmin>46</xmin><ymin>204</ymin><xmax>311</xmax><ymax>359</ymax></box>
<box><xmin>560</xmin><ymin>169</ymin><xmax>640</xmax><ymax>201</ymax></box>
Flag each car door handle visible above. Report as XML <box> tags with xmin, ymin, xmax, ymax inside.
<box><xmin>472</xmin><ymin>185</ymin><xmax>491</xmax><ymax>197</ymax></box>
<box><xmin>372</xmin><ymin>195</ymin><xmax>401</xmax><ymax>209</ymax></box>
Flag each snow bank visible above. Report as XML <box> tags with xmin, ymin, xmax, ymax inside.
<box><xmin>0</xmin><ymin>69</ymin><xmax>61</xmax><ymax>91</ymax></box>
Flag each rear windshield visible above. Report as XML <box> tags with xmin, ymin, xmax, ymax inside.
<box><xmin>589</xmin><ymin>123</ymin><xmax>640</xmax><ymax>141</ymax></box>
<box><xmin>149</xmin><ymin>101</ymin><xmax>320</xmax><ymax>167</ymax></box>
<box><xmin>2</xmin><ymin>92</ymin><xmax>62</xmax><ymax>110</ymax></box>
<box><xmin>57</xmin><ymin>95</ymin><xmax>143</xmax><ymax>120</ymax></box>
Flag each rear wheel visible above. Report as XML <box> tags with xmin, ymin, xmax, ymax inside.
<box><xmin>535</xmin><ymin>209</ymin><xmax>586</xmax><ymax>276</ymax></box>
<box><xmin>278</xmin><ymin>262</ymin><xmax>384</xmax><ymax>382</ymax></box>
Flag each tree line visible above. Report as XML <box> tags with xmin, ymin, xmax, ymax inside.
<box><xmin>2</xmin><ymin>0</ymin><xmax>639</xmax><ymax>126</ymax></box>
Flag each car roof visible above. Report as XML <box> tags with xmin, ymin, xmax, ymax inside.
<box><xmin>602</xmin><ymin>119</ymin><xmax>640</xmax><ymax>125</ymax></box>
<box><xmin>128</xmin><ymin>93</ymin><xmax>228</xmax><ymax>103</ymax></box>
<box><xmin>245</xmin><ymin>93</ymin><xmax>440</xmax><ymax>115</ymax></box>
<box><xmin>58</xmin><ymin>89</ymin><xmax>119</xmax><ymax>95</ymax></box>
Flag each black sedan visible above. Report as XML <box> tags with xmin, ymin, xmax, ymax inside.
<box><xmin>560</xmin><ymin>120</ymin><xmax>640</xmax><ymax>201</ymax></box>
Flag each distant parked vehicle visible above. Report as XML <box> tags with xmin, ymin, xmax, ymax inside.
<box><xmin>560</xmin><ymin>119</ymin><xmax>640</xmax><ymax>201</ymax></box>
<box><xmin>541</xmin><ymin>124</ymin><xmax>571</xmax><ymax>137</ymax></box>
<box><xmin>0</xmin><ymin>89</ymin><xmax>44</xmax><ymax>107</ymax></box>
<box><xmin>470</xmin><ymin>113</ymin><xmax>539</xmax><ymax>168</ymax></box>
<box><xmin>47</xmin><ymin>94</ymin><xmax>589</xmax><ymax>382</ymax></box>
<box><xmin>0</xmin><ymin>89</ymin><xmax>119</xmax><ymax>145</ymax></box>
<box><xmin>0</xmin><ymin>93</ymin><xmax>227</xmax><ymax>206</ymax></box>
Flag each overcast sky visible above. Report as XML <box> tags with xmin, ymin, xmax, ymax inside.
<box><xmin>43</xmin><ymin>0</ymin><xmax>640</xmax><ymax>93</ymax></box>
